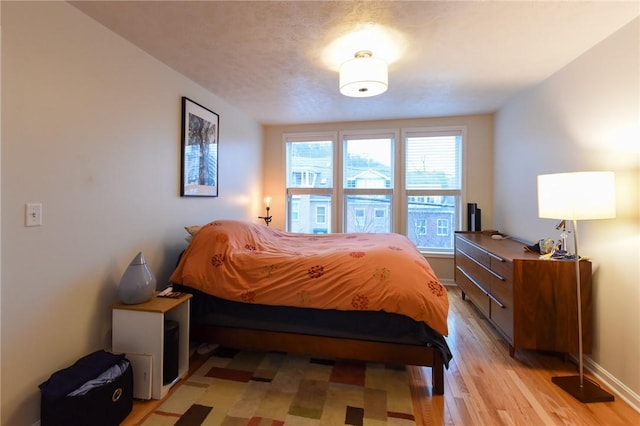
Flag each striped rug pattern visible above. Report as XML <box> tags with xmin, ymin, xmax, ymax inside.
<box><xmin>142</xmin><ymin>347</ymin><xmax>416</xmax><ymax>425</ymax></box>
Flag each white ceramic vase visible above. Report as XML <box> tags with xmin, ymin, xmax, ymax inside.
<box><xmin>118</xmin><ymin>251</ymin><xmax>156</xmax><ymax>304</ymax></box>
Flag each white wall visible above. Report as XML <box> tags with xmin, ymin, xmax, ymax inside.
<box><xmin>494</xmin><ymin>18</ymin><xmax>639</xmax><ymax>408</ymax></box>
<box><xmin>263</xmin><ymin>114</ymin><xmax>494</xmax><ymax>282</ymax></box>
<box><xmin>1</xmin><ymin>2</ymin><xmax>263</xmax><ymax>424</ymax></box>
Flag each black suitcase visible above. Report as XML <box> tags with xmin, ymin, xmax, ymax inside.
<box><xmin>39</xmin><ymin>350</ymin><xmax>133</xmax><ymax>426</ymax></box>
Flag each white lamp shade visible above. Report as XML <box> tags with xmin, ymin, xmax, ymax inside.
<box><xmin>537</xmin><ymin>171</ymin><xmax>616</xmax><ymax>220</ymax></box>
<box><xmin>339</xmin><ymin>55</ymin><xmax>388</xmax><ymax>97</ymax></box>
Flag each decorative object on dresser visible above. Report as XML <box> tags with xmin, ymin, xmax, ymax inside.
<box><xmin>454</xmin><ymin>231</ymin><xmax>593</xmax><ymax>357</ymax></box>
<box><xmin>538</xmin><ymin>171</ymin><xmax>616</xmax><ymax>403</ymax></box>
<box><xmin>467</xmin><ymin>202</ymin><xmax>482</xmax><ymax>231</ymax></box>
<box><xmin>118</xmin><ymin>251</ymin><xmax>156</xmax><ymax>305</ymax></box>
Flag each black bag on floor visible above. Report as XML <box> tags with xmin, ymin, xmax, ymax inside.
<box><xmin>39</xmin><ymin>350</ymin><xmax>133</xmax><ymax>426</ymax></box>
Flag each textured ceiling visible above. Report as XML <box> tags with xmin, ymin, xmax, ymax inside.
<box><xmin>70</xmin><ymin>1</ymin><xmax>639</xmax><ymax>125</ymax></box>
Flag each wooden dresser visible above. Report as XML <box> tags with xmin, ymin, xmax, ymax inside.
<box><xmin>454</xmin><ymin>231</ymin><xmax>592</xmax><ymax>357</ymax></box>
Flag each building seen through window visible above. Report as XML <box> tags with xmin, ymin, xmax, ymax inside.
<box><xmin>285</xmin><ymin>129</ymin><xmax>462</xmax><ymax>253</ymax></box>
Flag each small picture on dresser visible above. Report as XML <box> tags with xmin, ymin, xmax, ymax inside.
<box><xmin>180</xmin><ymin>97</ymin><xmax>219</xmax><ymax>197</ymax></box>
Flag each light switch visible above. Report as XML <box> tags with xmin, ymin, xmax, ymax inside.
<box><xmin>25</xmin><ymin>203</ymin><xmax>43</xmax><ymax>227</ymax></box>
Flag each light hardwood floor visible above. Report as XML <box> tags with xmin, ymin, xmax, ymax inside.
<box><xmin>410</xmin><ymin>287</ymin><xmax>639</xmax><ymax>425</ymax></box>
<box><xmin>123</xmin><ymin>287</ymin><xmax>639</xmax><ymax>425</ymax></box>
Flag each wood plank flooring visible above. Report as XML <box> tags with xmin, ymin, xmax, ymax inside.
<box><xmin>123</xmin><ymin>286</ymin><xmax>639</xmax><ymax>425</ymax></box>
<box><xmin>410</xmin><ymin>286</ymin><xmax>639</xmax><ymax>425</ymax></box>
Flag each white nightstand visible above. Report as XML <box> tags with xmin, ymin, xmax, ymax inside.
<box><xmin>112</xmin><ymin>292</ymin><xmax>192</xmax><ymax>399</ymax></box>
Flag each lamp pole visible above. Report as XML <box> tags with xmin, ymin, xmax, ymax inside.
<box><xmin>538</xmin><ymin>171</ymin><xmax>616</xmax><ymax>403</ymax></box>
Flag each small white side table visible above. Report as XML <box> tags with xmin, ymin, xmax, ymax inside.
<box><xmin>112</xmin><ymin>292</ymin><xmax>192</xmax><ymax>399</ymax></box>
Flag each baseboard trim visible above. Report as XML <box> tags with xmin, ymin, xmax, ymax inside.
<box><xmin>584</xmin><ymin>355</ymin><xmax>640</xmax><ymax>413</ymax></box>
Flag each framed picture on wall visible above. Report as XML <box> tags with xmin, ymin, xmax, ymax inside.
<box><xmin>180</xmin><ymin>96</ymin><xmax>219</xmax><ymax>197</ymax></box>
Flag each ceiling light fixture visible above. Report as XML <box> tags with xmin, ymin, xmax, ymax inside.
<box><xmin>339</xmin><ymin>50</ymin><xmax>388</xmax><ymax>98</ymax></box>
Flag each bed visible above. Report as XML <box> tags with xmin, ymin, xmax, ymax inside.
<box><xmin>170</xmin><ymin>219</ymin><xmax>452</xmax><ymax>394</ymax></box>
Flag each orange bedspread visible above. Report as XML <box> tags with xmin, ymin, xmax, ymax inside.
<box><xmin>170</xmin><ymin>220</ymin><xmax>449</xmax><ymax>336</ymax></box>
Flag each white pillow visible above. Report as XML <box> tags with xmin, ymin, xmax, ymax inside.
<box><xmin>184</xmin><ymin>225</ymin><xmax>203</xmax><ymax>242</ymax></box>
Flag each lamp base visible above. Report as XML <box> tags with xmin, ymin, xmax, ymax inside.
<box><xmin>552</xmin><ymin>376</ymin><xmax>615</xmax><ymax>403</ymax></box>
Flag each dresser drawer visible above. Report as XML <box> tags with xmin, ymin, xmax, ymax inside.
<box><xmin>456</xmin><ymin>248</ymin><xmax>501</xmax><ymax>287</ymax></box>
<box><xmin>455</xmin><ymin>236</ymin><xmax>491</xmax><ymax>268</ymax></box>
<box><xmin>455</xmin><ymin>265</ymin><xmax>490</xmax><ymax>318</ymax></box>
<box><xmin>490</xmin><ymin>260</ymin><xmax>513</xmax><ymax>304</ymax></box>
<box><xmin>490</xmin><ymin>275</ymin><xmax>514</xmax><ymax>342</ymax></box>
<box><xmin>489</xmin><ymin>253</ymin><xmax>511</xmax><ymax>278</ymax></box>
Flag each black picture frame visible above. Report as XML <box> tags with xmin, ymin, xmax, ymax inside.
<box><xmin>180</xmin><ymin>97</ymin><xmax>219</xmax><ymax>197</ymax></box>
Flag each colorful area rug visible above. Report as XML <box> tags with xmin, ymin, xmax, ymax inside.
<box><xmin>142</xmin><ymin>347</ymin><xmax>416</xmax><ymax>425</ymax></box>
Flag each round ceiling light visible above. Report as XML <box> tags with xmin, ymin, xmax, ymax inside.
<box><xmin>339</xmin><ymin>51</ymin><xmax>388</xmax><ymax>98</ymax></box>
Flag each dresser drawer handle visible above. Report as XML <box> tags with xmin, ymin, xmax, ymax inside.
<box><xmin>488</xmin><ymin>293</ymin><xmax>506</xmax><ymax>309</ymax></box>
<box><xmin>456</xmin><ymin>266</ymin><xmax>490</xmax><ymax>296</ymax></box>
<box><xmin>458</xmin><ymin>266</ymin><xmax>506</xmax><ymax>308</ymax></box>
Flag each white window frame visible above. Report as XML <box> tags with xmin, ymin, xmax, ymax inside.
<box><xmin>399</xmin><ymin>126</ymin><xmax>465</xmax><ymax>254</ymax></box>
<box><xmin>284</xmin><ymin>132</ymin><xmax>338</xmax><ymax>232</ymax></box>
<box><xmin>341</xmin><ymin>129</ymin><xmax>398</xmax><ymax>232</ymax></box>
<box><xmin>284</xmin><ymin>126</ymin><xmax>465</xmax><ymax>255</ymax></box>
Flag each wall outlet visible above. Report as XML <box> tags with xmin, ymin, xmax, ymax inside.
<box><xmin>25</xmin><ymin>203</ymin><xmax>43</xmax><ymax>227</ymax></box>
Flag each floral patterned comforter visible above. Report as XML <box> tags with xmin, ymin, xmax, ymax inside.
<box><xmin>170</xmin><ymin>220</ymin><xmax>449</xmax><ymax>336</ymax></box>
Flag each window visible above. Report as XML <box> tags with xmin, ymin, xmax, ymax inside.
<box><xmin>437</xmin><ymin>218</ymin><xmax>450</xmax><ymax>236</ymax></box>
<box><xmin>285</xmin><ymin>135</ymin><xmax>334</xmax><ymax>234</ymax></box>
<box><xmin>286</xmin><ymin>138</ymin><xmax>333</xmax><ymax>189</ymax></box>
<box><xmin>284</xmin><ymin>127</ymin><xmax>463</xmax><ymax>254</ymax></box>
<box><xmin>316</xmin><ymin>205</ymin><xmax>327</xmax><ymax>224</ymax></box>
<box><xmin>343</xmin><ymin>134</ymin><xmax>394</xmax><ymax>233</ymax></box>
<box><xmin>404</xmin><ymin>129</ymin><xmax>462</xmax><ymax>252</ymax></box>
<box><xmin>292</xmin><ymin>171</ymin><xmax>317</xmax><ymax>187</ymax></box>
<box><xmin>346</xmin><ymin>195</ymin><xmax>391</xmax><ymax>233</ymax></box>
<box><xmin>291</xmin><ymin>199</ymin><xmax>299</xmax><ymax>222</ymax></box>
<box><xmin>354</xmin><ymin>208</ymin><xmax>365</xmax><ymax>226</ymax></box>
<box><xmin>374</xmin><ymin>208</ymin><xmax>386</xmax><ymax>224</ymax></box>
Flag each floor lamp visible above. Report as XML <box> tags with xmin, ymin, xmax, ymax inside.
<box><xmin>537</xmin><ymin>171</ymin><xmax>616</xmax><ymax>403</ymax></box>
